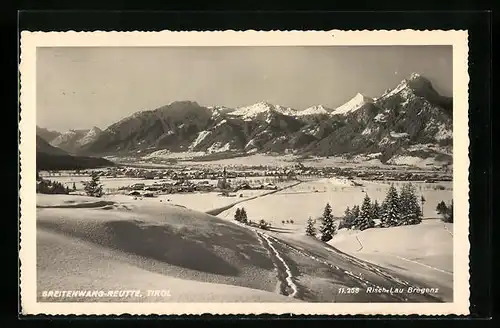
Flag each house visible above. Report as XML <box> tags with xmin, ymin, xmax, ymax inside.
<box><xmin>237</xmin><ymin>182</ymin><xmax>252</xmax><ymax>190</ymax></box>
<box><xmin>130</xmin><ymin>183</ymin><xmax>145</xmax><ymax>190</ymax></box>
<box><xmin>264</xmin><ymin>183</ymin><xmax>278</xmax><ymax>190</ymax></box>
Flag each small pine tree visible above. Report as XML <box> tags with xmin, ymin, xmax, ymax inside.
<box><xmin>234</xmin><ymin>208</ymin><xmax>242</xmax><ymax>221</ymax></box>
<box><xmin>83</xmin><ymin>172</ymin><xmax>104</xmax><ymax>197</ymax></box>
<box><xmin>371</xmin><ymin>200</ymin><xmax>382</xmax><ymax>222</ymax></box>
<box><xmin>240</xmin><ymin>207</ymin><xmax>248</xmax><ymax>224</ymax></box>
<box><xmin>380</xmin><ymin>200</ymin><xmax>388</xmax><ymax>217</ymax></box>
<box><xmin>436</xmin><ymin>201</ymin><xmax>447</xmax><ymax>215</ymax></box>
<box><xmin>340</xmin><ymin>206</ymin><xmax>356</xmax><ymax>230</ymax></box>
<box><xmin>319</xmin><ymin>203</ymin><xmax>336</xmax><ymax>242</ymax></box>
<box><xmin>381</xmin><ymin>184</ymin><xmax>400</xmax><ymax>227</ymax></box>
<box><xmin>305</xmin><ymin>217</ymin><xmax>316</xmax><ymax>236</ymax></box>
<box><xmin>351</xmin><ymin>205</ymin><xmax>360</xmax><ymax>219</ymax></box>
<box><xmin>344</xmin><ymin>206</ymin><xmax>351</xmax><ymax>218</ymax></box>
<box><xmin>355</xmin><ymin>193</ymin><xmax>375</xmax><ymax>231</ymax></box>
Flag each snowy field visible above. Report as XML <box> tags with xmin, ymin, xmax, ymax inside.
<box><xmin>329</xmin><ymin>219</ymin><xmax>453</xmax><ymax>301</ymax></box>
<box><xmin>106</xmin><ymin>190</ymin><xmax>270</xmax><ymax>213</ymax></box>
<box><xmin>36</xmin><ymin>193</ymin><xmax>450</xmax><ymax>302</ymax></box>
<box><xmin>217</xmin><ymin>178</ymin><xmax>453</xmax><ymax>231</ymax></box>
<box><xmin>213</xmin><ymin>177</ymin><xmax>453</xmax><ymax>302</ymax></box>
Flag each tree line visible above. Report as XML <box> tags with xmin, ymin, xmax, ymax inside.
<box><xmin>234</xmin><ymin>207</ymin><xmax>271</xmax><ymax>230</ymax></box>
<box><xmin>36</xmin><ymin>170</ymin><xmax>104</xmax><ymax>198</ymax></box>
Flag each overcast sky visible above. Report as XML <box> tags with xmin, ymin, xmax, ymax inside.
<box><xmin>37</xmin><ymin>46</ymin><xmax>452</xmax><ymax>132</ymax></box>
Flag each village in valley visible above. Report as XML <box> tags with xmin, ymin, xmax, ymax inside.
<box><xmin>37</xmin><ymin>159</ymin><xmax>452</xmax><ymax>201</ymax></box>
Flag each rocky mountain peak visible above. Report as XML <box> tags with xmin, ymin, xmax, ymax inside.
<box><xmin>331</xmin><ymin>93</ymin><xmax>374</xmax><ymax>116</ymax></box>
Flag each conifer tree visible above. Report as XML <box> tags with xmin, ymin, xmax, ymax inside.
<box><xmin>355</xmin><ymin>193</ymin><xmax>375</xmax><ymax>230</ymax></box>
<box><xmin>439</xmin><ymin>201</ymin><xmax>453</xmax><ymax>223</ymax></box>
<box><xmin>351</xmin><ymin>205</ymin><xmax>360</xmax><ymax>219</ymax></box>
<box><xmin>436</xmin><ymin>201</ymin><xmax>447</xmax><ymax>215</ymax></box>
<box><xmin>240</xmin><ymin>207</ymin><xmax>248</xmax><ymax>224</ymax></box>
<box><xmin>319</xmin><ymin>203</ymin><xmax>335</xmax><ymax>242</ymax></box>
<box><xmin>83</xmin><ymin>172</ymin><xmax>104</xmax><ymax>197</ymax></box>
<box><xmin>344</xmin><ymin>206</ymin><xmax>351</xmax><ymax>217</ymax></box>
<box><xmin>371</xmin><ymin>199</ymin><xmax>382</xmax><ymax>222</ymax></box>
<box><xmin>305</xmin><ymin>217</ymin><xmax>316</xmax><ymax>237</ymax></box>
<box><xmin>234</xmin><ymin>208</ymin><xmax>242</xmax><ymax>221</ymax></box>
<box><xmin>381</xmin><ymin>184</ymin><xmax>399</xmax><ymax>227</ymax></box>
<box><xmin>380</xmin><ymin>200</ymin><xmax>388</xmax><ymax>226</ymax></box>
<box><xmin>341</xmin><ymin>206</ymin><xmax>356</xmax><ymax>229</ymax></box>
<box><xmin>399</xmin><ymin>183</ymin><xmax>422</xmax><ymax>225</ymax></box>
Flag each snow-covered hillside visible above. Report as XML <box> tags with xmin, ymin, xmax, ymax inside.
<box><xmin>36</xmin><ymin>193</ymin><xmax>448</xmax><ymax>303</ymax></box>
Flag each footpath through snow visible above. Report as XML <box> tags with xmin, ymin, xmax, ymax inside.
<box><xmin>257</xmin><ymin>232</ymin><xmax>299</xmax><ymax>298</ymax></box>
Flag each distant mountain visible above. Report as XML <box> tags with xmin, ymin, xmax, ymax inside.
<box><xmin>36</xmin><ymin>134</ymin><xmax>114</xmax><ymax>171</ymax></box>
<box><xmin>36</xmin><ymin>126</ymin><xmax>61</xmax><ymax>143</ymax></box>
<box><xmin>330</xmin><ymin>93</ymin><xmax>374</xmax><ymax>116</ymax></box>
<box><xmin>58</xmin><ymin>73</ymin><xmax>453</xmax><ymax>165</ymax></box>
<box><xmin>77</xmin><ymin>127</ymin><xmax>103</xmax><ymax>147</ymax></box>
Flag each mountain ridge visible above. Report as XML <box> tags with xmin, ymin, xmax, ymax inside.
<box><xmin>36</xmin><ymin>135</ymin><xmax>115</xmax><ymax>171</ymax></box>
<box><xmin>38</xmin><ymin>73</ymin><xmax>453</xmax><ymax>165</ymax></box>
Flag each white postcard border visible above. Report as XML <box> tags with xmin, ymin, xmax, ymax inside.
<box><xmin>19</xmin><ymin>30</ymin><xmax>470</xmax><ymax>316</ymax></box>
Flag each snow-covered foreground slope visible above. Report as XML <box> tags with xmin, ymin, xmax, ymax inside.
<box><xmin>36</xmin><ymin>194</ymin><xmax>449</xmax><ymax>303</ymax></box>
<box><xmin>329</xmin><ymin>220</ymin><xmax>453</xmax><ymax>301</ymax></box>
<box><xmin>36</xmin><ymin>194</ymin><xmax>292</xmax><ymax>302</ymax></box>
<box><xmin>38</xmin><ymin>229</ymin><xmax>296</xmax><ymax>302</ymax></box>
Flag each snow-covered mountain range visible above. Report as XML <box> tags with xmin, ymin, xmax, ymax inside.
<box><xmin>37</xmin><ymin>73</ymin><xmax>453</xmax><ymax>165</ymax></box>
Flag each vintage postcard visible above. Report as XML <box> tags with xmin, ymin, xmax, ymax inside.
<box><xmin>19</xmin><ymin>30</ymin><xmax>469</xmax><ymax>316</ymax></box>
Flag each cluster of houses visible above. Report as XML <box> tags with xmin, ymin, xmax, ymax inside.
<box><xmin>342</xmin><ymin>169</ymin><xmax>452</xmax><ymax>182</ymax></box>
<box><xmin>119</xmin><ymin>168</ymin><xmax>279</xmax><ymax>198</ymax></box>
<box><xmin>41</xmin><ymin>160</ymin><xmax>451</xmax><ymax>185</ymax></box>
<box><xmin>52</xmin><ymin>165</ymin><xmax>298</xmax><ymax>182</ymax></box>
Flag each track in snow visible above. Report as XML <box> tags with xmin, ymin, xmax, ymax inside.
<box><xmin>256</xmin><ymin>232</ymin><xmax>299</xmax><ymax>298</ymax></box>
<box><xmin>385</xmin><ymin>253</ymin><xmax>453</xmax><ymax>275</ymax></box>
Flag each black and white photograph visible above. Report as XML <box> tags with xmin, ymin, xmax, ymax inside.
<box><xmin>20</xmin><ymin>30</ymin><xmax>469</xmax><ymax>315</ymax></box>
